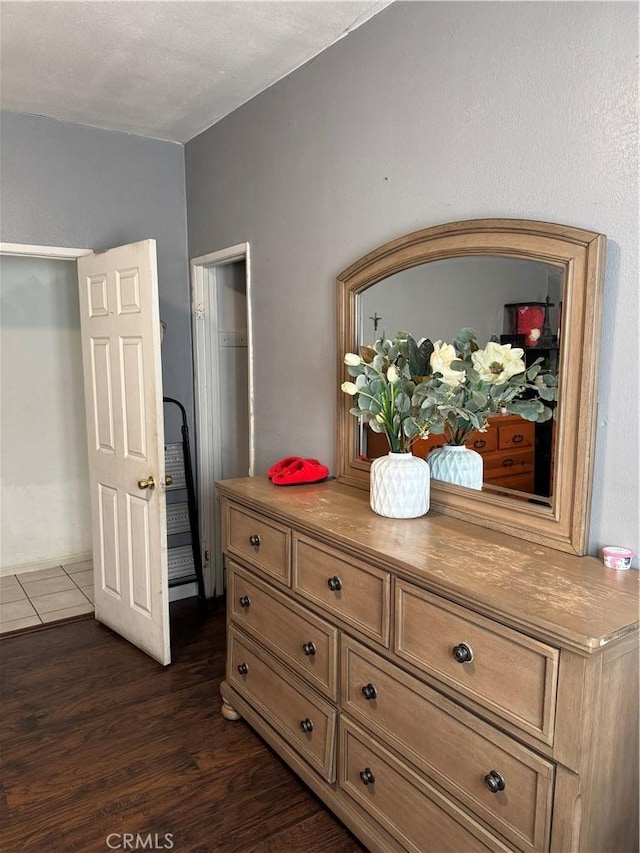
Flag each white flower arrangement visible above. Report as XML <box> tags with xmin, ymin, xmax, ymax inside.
<box><xmin>342</xmin><ymin>328</ymin><xmax>558</xmax><ymax>451</ymax></box>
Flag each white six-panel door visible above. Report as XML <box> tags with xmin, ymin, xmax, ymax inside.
<box><xmin>77</xmin><ymin>240</ymin><xmax>170</xmax><ymax>665</ymax></box>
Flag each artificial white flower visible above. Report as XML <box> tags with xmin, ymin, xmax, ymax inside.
<box><xmin>341</xmin><ymin>381</ymin><xmax>358</xmax><ymax>395</ymax></box>
<box><xmin>430</xmin><ymin>341</ymin><xmax>465</xmax><ymax>386</ymax></box>
<box><xmin>344</xmin><ymin>352</ymin><xmax>362</xmax><ymax>366</ymax></box>
<box><xmin>387</xmin><ymin>364</ymin><xmax>400</xmax><ymax>384</ymax></box>
<box><xmin>472</xmin><ymin>342</ymin><xmax>525</xmax><ymax>385</ymax></box>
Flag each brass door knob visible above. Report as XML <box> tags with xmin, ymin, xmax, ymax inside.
<box><xmin>137</xmin><ymin>476</ymin><xmax>156</xmax><ymax>490</ymax></box>
<box><xmin>165</xmin><ymin>475</ymin><xmax>174</xmax><ymax>486</ymax></box>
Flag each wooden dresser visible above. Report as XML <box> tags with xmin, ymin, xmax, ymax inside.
<box><xmin>217</xmin><ymin>477</ymin><xmax>639</xmax><ymax>853</ymax></box>
<box><xmin>367</xmin><ymin>413</ymin><xmax>537</xmax><ymax>493</ymax></box>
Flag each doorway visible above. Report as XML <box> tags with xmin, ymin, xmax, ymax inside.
<box><xmin>1</xmin><ymin>241</ymin><xmax>183</xmax><ymax>661</ymax></box>
<box><xmin>0</xmin><ymin>247</ymin><xmax>93</xmax><ymax>575</ymax></box>
<box><xmin>191</xmin><ymin>244</ymin><xmax>254</xmax><ymax>598</ymax></box>
<box><xmin>0</xmin><ymin>246</ymin><xmax>96</xmax><ymax>633</ymax></box>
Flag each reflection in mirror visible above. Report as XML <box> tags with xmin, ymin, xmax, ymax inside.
<box><xmin>357</xmin><ymin>256</ymin><xmax>563</xmax><ymax>504</ymax></box>
<box><xmin>336</xmin><ymin>219</ymin><xmax>606</xmax><ymax>555</ymax></box>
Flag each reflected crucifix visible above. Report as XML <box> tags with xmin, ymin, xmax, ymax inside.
<box><xmin>370</xmin><ymin>312</ymin><xmax>383</xmax><ymax>334</ymax></box>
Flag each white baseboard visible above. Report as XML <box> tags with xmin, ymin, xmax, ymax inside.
<box><xmin>1</xmin><ymin>550</ymin><xmax>93</xmax><ymax>578</ymax></box>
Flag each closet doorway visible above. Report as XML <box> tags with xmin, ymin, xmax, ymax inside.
<box><xmin>191</xmin><ymin>244</ymin><xmax>253</xmax><ymax>599</ymax></box>
<box><xmin>0</xmin><ymin>249</ymin><xmax>94</xmax><ymax>632</ymax></box>
<box><xmin>1</xmin><ymin>241</ymin><xmax>172</xmax><ymax>665</ymax></box>
<box><xmin>0</xmin><ymin>249</ymin><xmax>93</xmax><ymax>578</ymax></box>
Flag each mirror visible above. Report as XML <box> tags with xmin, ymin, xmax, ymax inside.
<box><xmin>359</xmin><ymin>255</ymin><xmax>563</xmax><ymax>504</ymax></box>
<box><xmin>336</xmin><ymin>219</ymin><xmax>605</xmax><ymax>555</ymax></box>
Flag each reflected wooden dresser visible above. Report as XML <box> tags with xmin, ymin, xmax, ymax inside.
<box><xmin>217</xmin><ymin>477</ymin><xmax>639</xmax><ymax>853</ymax></box>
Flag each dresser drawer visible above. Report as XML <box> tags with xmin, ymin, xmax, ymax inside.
<box><xmin>227</xmin><ymin>626</ymin><xmax>336</xmax><ymax>782</ymax></box>
<box><xmin>293</xmin><ymin>534</ymin><xmax>390</xmax><ymax>647</ymax></box>
<box><xmin>224</xmin><ymin>501</ymin><xmax>291</xmax><ymax>585</ymax></box>
<box><xmin>484</xmin><ymin>448</ymin><xmax>534</xmax><ymax>480</ymax></box>
<box><xmin>497</xmin><ymin>419</ymin><xmax>535</xmax><ymax>450</ymax></box>
<box><xmin>340</xmin><ymin>718</ymin><xmax>512</xmax><ymax>853</ymax></box>
<box><xmin>342</xmin><ymin>637</ymin><xmax>554</xmax><ymax>852</ymax></box>
<box><xmin>227</xmin><ymin>561</ymin><xmax>338</xmax><ymax>699</ymax></box>
<box><xmin>466</xmin><ymin>431</ymin><xmax>498</xmax><ymax>454</ymax></box>
<box><xmin>394</xmin><ymin>581</ymin><xmax>559</xmax><ymax>742</ymax></box>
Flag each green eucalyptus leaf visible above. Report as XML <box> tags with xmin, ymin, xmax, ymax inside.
<box><xmin>526</xmin><ymin>363</ymin><xmax>542</xmax><ymax>380</ymax></box>
<box><xmin>403</xmin><ymin>419</ymin><xmax>419</xmax><ymax>438</ymax></box>
<box><xmin>538</xmin><ymin>385</ymin><xmax>557</xmax><ymax>401</ymax></box>
<box><xmin>370</xmin><ymin>377</ymin><xmax>385</xmax><ymax>395</ymax></box>
<box><xmin>347</xmin><ymin>364</ymin><xmax>365</xmax><ymax>377</ymax></box>
<box><xmin>536</xmin><ymin>406</ymin><xmax>554</xmax><ymax>422</ymax></box>
<box><xmin>395</xmin><ymin>392</ymin><xmax>411</xmax><ymax>414</ymax></box>
<box><xmin>509</xmin><ymin>399</ymin><xmax>543</xmax><ymax>421</ymax></box>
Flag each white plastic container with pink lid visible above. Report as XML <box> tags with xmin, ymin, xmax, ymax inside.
<box><xmin>601</xmin><ymin>546</ymin><xmax>635</xmax><ymax>570</ymax></box>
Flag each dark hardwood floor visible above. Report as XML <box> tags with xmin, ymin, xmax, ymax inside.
<box><xmin>0</xmin><ymin>598</ymin><xmax>368</xmax><ymax>853</ymax></box>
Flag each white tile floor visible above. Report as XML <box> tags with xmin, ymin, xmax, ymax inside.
<box><xmin>0</xmin><ymin>561</ymin><xmax>94</xmax><ymax>635</ymax></box>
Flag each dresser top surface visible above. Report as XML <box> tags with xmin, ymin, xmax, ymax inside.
<box><xmin>217</xmin><ymin>477</ymin><xmax>639</xmax><ymax>653</ymax></box>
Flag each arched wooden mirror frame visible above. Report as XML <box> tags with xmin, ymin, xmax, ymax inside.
<box><xmin>336</xmin><ymin>219</ymin><xmax>606</xmax><ymax>555</ymax></box>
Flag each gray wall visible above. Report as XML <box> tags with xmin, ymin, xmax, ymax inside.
<box><xmin>0</xmin><ymin>111</ymin><xmax>193</xmax><ymax>423</ymax></box>
<box><xmin>185</xmin><ymin>1</ymin><xmax>638</xmax><ymax>561</ymax></box>
<box><xmin>358</xmin><ymin>257</ymin><xmax>557</xmax><ymax>347</ymax></box>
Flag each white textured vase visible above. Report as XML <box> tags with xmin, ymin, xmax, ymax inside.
<box><xmin>370</xmin><ymin>452</ymin><xmax>431</xmax><ymax>518</ymax></box>
<box><xmin>428</xmin><ymin>444</ymin><xmax>483</xmax><ymax>490</ymax></box>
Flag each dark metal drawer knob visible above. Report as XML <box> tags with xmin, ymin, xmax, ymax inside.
<box><xmin>502</xmin><ymin>458</ymin><xmax>515</xmax><ymax>468</ymax></box>
<box><xmin>473</xmin><ymin>439</ymin><xmax>486</xmax><ymax>449</ymax></box>
<box><xmin>362</xmin><ymin>683</ymin><xmax>377</xmax><ymax>701</ymax></box>
<box><xmin>512</xmin><ymin>434</ymin><xmax>524</xmax><ymax>443</ymax></box>
<box><xmin>452</xmin><ymin>642</ymin><xmax>474</xmax><ymax>663</ymax></box>
<box><xmin>327</xmin><ymin>576</ymin><xmax>342</xmax><ymax>592</ymax></box>
<box><xmin>484</xmin><ymin>770</ymin><xmax>506</xmax><ymax>793</ymax></box>
<box><xmin>300</xmin><ymin>718</ymin><xmax>314</xmax><ymax>733</ymax></box>
<box><xmin>239</xmin><ymin>595</ymin><xmax>251</xmax><ymax>608</ymax></box>
<box><xmin>237</xmin><ymin>663</ymin><xmax>249</xmax><ymax>675</ymax></box>
<box><xmin>302</xmin><ymin>641</ymin><xmax>316</xmax><ymax>656</ymax></box>
<box><xmin>360</xmin><ymin>767</ymin><xmax>375</xmax><ymax>785</ymax></box>
<box><xmin>249</xmin><ymin>534</ymin><xmax>261</xmax><ymax>547</ymax></box>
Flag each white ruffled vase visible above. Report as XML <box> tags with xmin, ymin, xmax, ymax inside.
<box><xmin>428</xmin><ymin>444</ymin><xmax>483</xmax><ymax>490</ymax></box>
<box><xmin>369</xmin><ymin>452</ymin><xmax>431</xmax><ymax>518</ymax></box>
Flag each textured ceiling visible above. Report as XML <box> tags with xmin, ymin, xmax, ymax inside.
<box><xmin>0</xmin><ymin>1</ymin><xmax>391</xmax><ymax>143</ymax></box>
